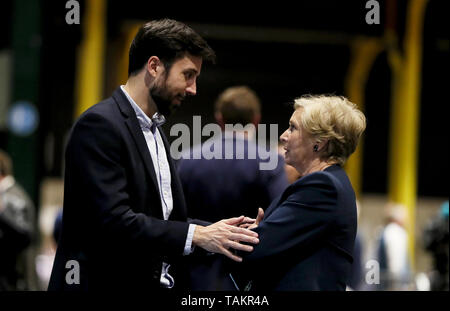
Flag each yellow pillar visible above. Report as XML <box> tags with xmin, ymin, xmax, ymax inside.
<box><xmin>345</xmin><ymin>38</ymin><xmax>383</xmax><ymax>199</ymax></box>
<box><xmin>387</xmin><ymin>0</ymin><xmax>428</xmax><ymax>270</ymax></box>
<box><xmin>74</xmin><ymin>0</ymin><xmax>107</xmax><ymax>119</ymax></box>
<box><xmin>116</xmin><ymin>23</ymin><xmax>142</xmax><ymax>87</ymax></box>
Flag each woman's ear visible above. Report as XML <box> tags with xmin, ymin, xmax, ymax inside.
<box><xmin>316</xmin><ymin>139</ymin><xmax>328</xmax><ymax>152</ymax></box>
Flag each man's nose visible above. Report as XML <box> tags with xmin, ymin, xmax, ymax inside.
<box><xmin>186</xmin><ymin>80</ymin><xmax>197</xmax><ymax>96</ymax></box>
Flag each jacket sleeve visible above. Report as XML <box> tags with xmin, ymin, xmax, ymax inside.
<box><xmin>65</xmin><ymin>112</ymin><xmax>189</xmax><ymax>256</ymax></box>
<box><xmin>242</xmin><ymin>172</ymin><xmax>338</xmax><ymax>262</ymax></box>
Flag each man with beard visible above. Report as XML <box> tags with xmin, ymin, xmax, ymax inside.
<box><xmin>48</xmin><ymin>19</ymin><xmax>259</xmax><ymax>291</ymax></box>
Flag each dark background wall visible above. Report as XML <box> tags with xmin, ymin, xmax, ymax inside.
<box><xmin>0</xmin><ymin>0</ymin><xmax>448</xmax><ymax>203</ymax></box>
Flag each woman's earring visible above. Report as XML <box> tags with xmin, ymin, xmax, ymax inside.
<box><xmin>313</xmin><ymin>145</ymin><xmax>319</xmax><ymax>152</ymax></box>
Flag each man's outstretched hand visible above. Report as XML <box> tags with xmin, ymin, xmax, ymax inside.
<box><xmin>193</xmin><ymin>216</ymin><xmax>259</xmax><ymax>262</ymax></box>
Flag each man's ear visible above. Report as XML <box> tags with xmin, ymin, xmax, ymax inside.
<box><xmin>146</xmin><ymin>56</ymin><xmax>162</xmax><ymax>78</ymax></box>
<box><xmin>215</xmin><ymin>112</ymin><xmax>225</xmax><ymax>130</ymax></box>
<box><xmin>252</xmin><ymin>114</ymin><xmax>261</xmax><ymax>127</ymax></box>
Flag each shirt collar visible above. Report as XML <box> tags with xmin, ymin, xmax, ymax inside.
<box><xmin>120</xmin><ymin>85</ymin><xmax>154</xmax><ymax>130</ymax></box>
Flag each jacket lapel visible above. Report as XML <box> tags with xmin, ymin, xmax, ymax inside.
<box><xmin>111</xmin><ymin>88</ymin><xmax>160</xmax><ymax>202</ymax></box>
<box><xmin>112</xmin><ymin>87</ymin><xmax>187</xmax><ymax>221</ymax></box>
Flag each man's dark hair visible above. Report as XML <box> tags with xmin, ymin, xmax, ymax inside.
<box><xmin>128</xmin><ymin>19</ymin><xmax>216</xmax><ymax>76</ymax></box>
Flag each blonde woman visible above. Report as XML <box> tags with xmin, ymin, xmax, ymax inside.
<box><xmin>239</xmin><ymin>95</ymin><xmax>366</xmax><ymax>291</ymax></box>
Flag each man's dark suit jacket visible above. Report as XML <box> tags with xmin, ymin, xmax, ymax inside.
<box><xmin>239</xmin><ymin>164</ymin><xmax>357</xmax><ymax>291</ymax></box>
<box><xmin>48</xmin><ymin>88</ymin><xmax>195</xmax><ymax>291</ymax></box>
<box><xmin>177</xmin><ymin>137</ymin><xmax>288</xmax><ymax>290</ymax></box>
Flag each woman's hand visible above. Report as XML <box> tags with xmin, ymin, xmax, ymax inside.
<box><xmin>239</xmin><ymin>208</ymin><xmax>264</xmax><ymax>230</ymax></box>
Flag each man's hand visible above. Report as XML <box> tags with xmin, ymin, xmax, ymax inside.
<box><xmin>239</xmin><ymin>208</ymin><xmax>264</xmax><ymax>230</ymax></box>
<box><xmin>193</xmin><ymin>216</ymin><xmax>259</xmax><ymax>262</ymax></box>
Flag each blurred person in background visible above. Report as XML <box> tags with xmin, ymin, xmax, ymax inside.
<box><xmin>177</xmin><ymin>86</ymin><xmax>288</xmax><ymax>290</ymax></box>
<box><xmin>0</xmin><ymin>149</ymin><xmax>37</xmax><ymax>290</ymax></box>
<box><xmin>370</xmin><ymin>203</ymin><xmax>412</xmax><ymax>290</ymax></box>
<box><xmin>347</xmin><ymin>200</ymin><xmax>364</xmax><ymax>291</ymax></box>
<box><xmin>422</xmin><ymin>201</ymin><xmax>449</xmax><ymax>290</ymax></box>
<box><xmin>34</xmin><ymin>204</ymin><xmax>61</xmax><ymax>290</ymax></box>
<box><xmin>48</xmin><ymin>19</ymin><xmax>259</xmax><ymax>291</ymax></box>
<box><xmin>52</xmin><ymin>209</ymin><xmax>63</xmax><ymax>245</ymax></box>
<box><xmin>234</xmin><ymin>95</ymin><xmax>366</xmax><ymax>290</ymax></box>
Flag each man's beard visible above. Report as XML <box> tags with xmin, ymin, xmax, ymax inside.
<box><xmin>149</xmin><ymin>81</ymin><xmax>183</xmax><ymax>118</ymax></box>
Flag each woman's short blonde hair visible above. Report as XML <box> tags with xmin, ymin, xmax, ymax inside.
<box><xmin>293</xmin><ymin>95</ymin><xmax>366</xmax><ymax>166</ymax></box>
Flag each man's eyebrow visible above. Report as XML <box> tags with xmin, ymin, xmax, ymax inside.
<box><xmin>184</xmin><ymin>68</ymin><xmax>198</xmax><ymax>74</ymax></box>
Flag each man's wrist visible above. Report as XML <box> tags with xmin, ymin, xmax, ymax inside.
<box><xmin>192</xmin><ymin>224</ymin><xmax>205</xmax><ymax>247</ymax></box>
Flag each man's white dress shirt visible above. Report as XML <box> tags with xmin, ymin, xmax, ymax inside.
<box><xmin>120</xmin><ymin>86</ymin><xmax>196</xmax><ymax>288</ymax></box>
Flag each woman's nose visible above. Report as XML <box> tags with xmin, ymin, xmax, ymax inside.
<box><xmin>280</xmin><ymin>129</ymin><xmax>288</xmax><ymax>143</ymax></box>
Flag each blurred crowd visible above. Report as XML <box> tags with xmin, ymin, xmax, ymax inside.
<box><xmin>348</xmin><ymin>201</ymin><xmax>448</xmax><ymax>291</ymax></box>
